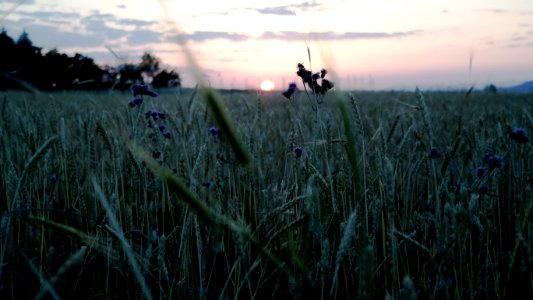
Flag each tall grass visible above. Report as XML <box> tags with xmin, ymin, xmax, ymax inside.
<box><xmin>0</xmin><ymin>89</ymin><xmax>532</xmax><ymax>299</ymax></box>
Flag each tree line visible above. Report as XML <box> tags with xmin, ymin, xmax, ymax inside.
<box><xmin>0</xmin><ymin>29</ymin><xmax>181</xmax><ymax>91</ymax></box>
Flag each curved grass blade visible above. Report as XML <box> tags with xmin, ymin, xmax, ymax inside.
<box><xmin>201</xmin><ymin>88</ymin><xmax>251</xmax><ymax>165</ymax></box>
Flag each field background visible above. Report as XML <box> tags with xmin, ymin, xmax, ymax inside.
<box><xmin>0</xmin><ymin>89</ymin><xmax>532</xmax><ymax>299</ymax></box>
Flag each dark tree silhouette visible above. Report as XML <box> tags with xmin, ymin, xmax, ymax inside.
<box><xmin>139</xmin><ymin>52</ymin><xmax>160</xmax><ymax>81</ymax></box>
<box><xmin>0</xmin><ymin>30</ymin><xmax>181</xmax><ymax>91</ymax></box>
<box><xmin>116</xmin><ymin>63</ymin><xmax>143</xmax><ymax>89</ymax></box>
<box><xmin>0</xmin><ymin>29</ymin><xmax>16</xmax><ymax>72</ymax></box>
<box><xmin>484</xmin><ymin>84</ymin><xmax>498</xmax><ymax>93</ymax></box>
<box><xmin>152</xmin><ymin>70</ymin><xmax>181</xmax><ymax>88</ymax></box>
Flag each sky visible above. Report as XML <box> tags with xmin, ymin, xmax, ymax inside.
<box><xmin>1</xmin><ymin>0</ymin><xmax>533</xmax><ymax>90</ymax></box>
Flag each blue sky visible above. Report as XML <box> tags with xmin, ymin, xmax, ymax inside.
<box><xmin>1</xmin><ymin>0</ymin><xmax>533</xmax><ymax>90</ymax></box>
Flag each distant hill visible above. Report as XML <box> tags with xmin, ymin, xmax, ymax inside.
<box><xmin>499</xmin><ymin>81</ymin><xmax>533</xmax><ymax>93</ymax></box>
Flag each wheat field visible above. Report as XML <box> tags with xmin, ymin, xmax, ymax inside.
<box><xmin>0</xmin><ymin>88</ymin><xmax>532</xmax><ymax>299</ymax></box>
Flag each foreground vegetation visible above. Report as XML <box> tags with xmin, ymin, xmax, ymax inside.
<box><xmin>0</xmin><ymin>88</ymin><xmax>532</xmax><ymax>299</ymax></box>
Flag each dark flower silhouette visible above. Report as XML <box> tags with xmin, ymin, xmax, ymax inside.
<box><xmin>478</xmin><ymin>184</ymin><xmax>488</xmax><ymax>194</ymax></box>
<box><xmin>128</xmin><ymin>97</ymin><xmax>143</xmax><ymax>108</ymax></box>
<box><xmin>145</xmin><ymin>110</ymin><xmax>166</xmax><ymax>121</ymax></box>
<box><xmin>209</xmin><ymin>126</ymin><xmax>221</xmax><ymax>136</ymax></box>
<box><xmin>476</xmin><ymin>167</ymin><xmax>486</xmax><ymax>179</ymax></box>
<box><xmin>320</xmin><ymin>69</ymin><xmax>327</xmax><ymax>78</ymax></box>
<box><xmin>483</xmin><ymin>153</ymin><xmax>503</xmax><ymax>169</ymax></box>
<box><xmin>202</xmin><ymin>181</ymin><xmax>212</xmax><ymax>188</ymax></box>
<box><xmin>131</xmin><ymin>84</ymin><xmax>158</xmax><ymax>97</ymax></box>
<box><xmin>428</xmin><ymin>147</ymin><xmax>441</xmax><ymax>159</ymax></box>
<box><xmin>282</xmin><ymin>82</ymin><xmax>297</xmax><ymax>99</ymax></box>
<box><xmin>294</xmin><ymin>146</ymin><xmax>303</xmax><ymax>158</ymax></box>
<box><xmin>209</xmin><ymin>126</ymin><xmax>223</xmax><ymax>142</ymax></box>
<box><xmin>294</xmin><ymin>63</ymin><xmax>334</xmax><ymax>95</ymax></box>
<box><xmin>321</xmin><ymin>79</ymin><xmax>334</xmax><ymax>93</ymax></box>
<box><xmin>510</xmin><ymin>127</ymin><xmax>528</xmax><ymax>144</ymax></box>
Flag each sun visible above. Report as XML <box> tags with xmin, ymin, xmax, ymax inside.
<box><xmin>260</xmin><ymin>79</ymin><xmax>275</xmax><ymax>92</ymax></box>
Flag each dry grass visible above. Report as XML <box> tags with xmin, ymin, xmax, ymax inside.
<box><xmin>0</xmin><ymin>88</ymin><xmax>532</xmax><ymax>299</ymax></box>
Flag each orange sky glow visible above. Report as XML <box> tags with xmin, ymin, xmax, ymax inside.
<box><xmin>1</xmin><ymin>0</ymin><xmax>532</xmax><ymax>90</ymax></box>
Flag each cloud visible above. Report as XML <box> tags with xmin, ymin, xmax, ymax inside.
<box><xmin>3</xmin><ymin>21</ymin><xmax>105</xmax><ymax>49</ymax></box>
<box><xmin>293</xmin><ymin>1</ymin><xmax>323</xmax><ymax>10</ymax></box>
<box><xmin>484</xmin><ymin>9</ymin><xmax>508</xmax><ymax>14</ymax></box>
<box><xmin>127</xmin><ymin>29</ymin><xmax>162</xmax><ymax>45</ymax></box>
<box><xmin>179</xmin><ymin>31</ymin><xmax>249</xmax><ymax>42</ymax></box>
<box><xmin>253</xmin><ymin>1</ymin><xmax>324</xmax><ymax>16</ymax></box>
<box><xmin>261</xmin><ymin>30</ymin><xmax>421</xmax><ymax>40</ymax></box>
<box><xmin>82</xmin><ymin>12</ymin><xmax>130</xmax><ymax>39</ymax></box>
<box><xmin>115</xmin><ymin>18</ymin><xmax>156</xmax><ymax>28</ymax></box>
<box><xmin>3</xmin><ymin>10</ymin><xmax>163</xmax><ymax>50</ymax></box>
<box><xmin>2</xmin><ymin>0</ymin><xmax>36</xmax><ymax>3</ymax></box>
<box><xmin>255</xmin><ymin>6</ymin><xmax>295</xmax><ymax>16</ymax></box>
<box><xmin>164</xmin><ymin>29</ymin><xmax>421</xmax><ymax>43</ymax></box>
<box><xmin>13</xmin><ymin>10</ymin><xmax>79</xmax><ymax>19</ymax></box>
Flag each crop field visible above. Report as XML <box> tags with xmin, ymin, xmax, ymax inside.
<box><xmin>0</xmin><ymin>88</ymin><xmax>532</xmax><ymax>299</ymax></box>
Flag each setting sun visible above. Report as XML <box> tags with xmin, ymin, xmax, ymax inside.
<box><xmin>260</xmin><ymin>79</ymin><xmax>275</xmax><ymax>91</ymax></box>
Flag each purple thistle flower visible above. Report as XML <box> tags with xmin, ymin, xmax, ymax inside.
<box><xmin>144</xmin><ymin>110</ymin><xmax>166</xmax><ymax>121</ymax></box>
<box><xmin>294</xmin><ymin>146</ymin><xmax>303</xmax><ymax>158</ymax></box>
<box><xmin>510</xmin><ymin>127</ymin><xmax>528</xmax><ymax>144</ymax></box>
<box><xmin>159</xmin><ymin>124</ymin><xmax>166</xmax><ymax>132</ymax></box>
<box><xmin>296</xmin><ymin>63</ymin><xmax>313</xmax><ymax>84</ymax></box>
<box><xmin>311</xmin><ymin>80</ymin><xmax>321</xmax><ymax>93</ymax></box>
<box><xmin>208</xmin><ymin>126</ymin><xmax>222</xmax><ymax>141</ymax></box>
<box><xmin>133</xmin><ymin>97</ymin><xmax>143</xmax><ymax>105</ymax></box>
<box><xmin>208</xmin><ymin>126</ymin><xmax>221</xmax><ymax>136</ymax></box>
<box><xmin>321</xmin><ymin>79</ymin><xmax>334</xmax><ymax>92</ymax></box>
<box><xmin>131</xmin><ymin>84</ymin><xmax>158</xmax><ymax>97</ymax></box>
<box><xmin>128</xmin><ymin>97</ymin><xmax>143</xmax><ymax>108</ymax></box>
<box><xmin>50</xmin><ymin>175</ymin><xmax>57</xmax><ymax>184</ymax></box>
<box><xmin>484</xmin><ymin>154</ymin><xmax>503</xmax><ymax>169</ymax></box>
<box><xmin>476</xmin><ymin>167</ymin><xmax>486</xmax><ymax>179</ymax></box>
<box><xmin>282</xmin><ymin>82</ymin><xmax>297</xmax><ymax>99</ymax></box>
<box><xmin>478</xmin><ymin>184</ymin><xmax>488</xmax><ymax>194</ymax></box>
<box><xmin>428</xmin><ymin>147</ymin><xmax>441</xmax><ymax>159</ymax></box>
<box><xmin>288</xmin><ymin>82</ymin><xmax>297</xmax><ymax>90</ymax></box>
<box><xmin>202</xmin><ymin>181</ymin><xmax>212</xmax><ymax>188</ymax></box>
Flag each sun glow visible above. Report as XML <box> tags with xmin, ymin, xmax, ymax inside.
<box><xmin>260</xmin><ymin>79</ymin><xmax>275</xmax><ymax>91</ymax></box>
